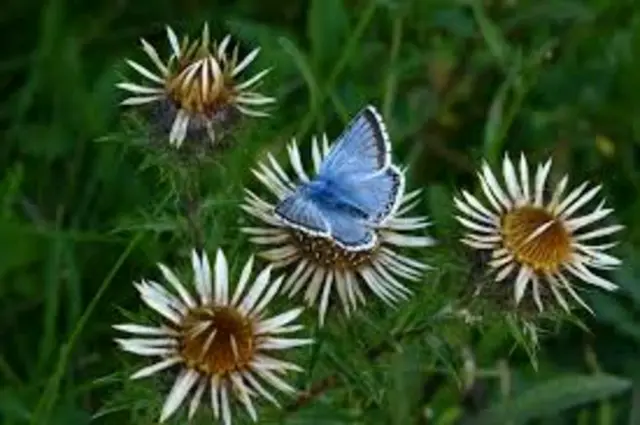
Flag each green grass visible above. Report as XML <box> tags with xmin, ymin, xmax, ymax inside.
<box><xmin>2</xmin><ymin>0</ymin><xmax>640</xmax><ymax>424</ymax></box>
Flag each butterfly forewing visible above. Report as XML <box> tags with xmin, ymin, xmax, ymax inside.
<box><xmin>319</xmin><ymin>106</ymin><xmax>391</xmax><ymax>178</ymax></box>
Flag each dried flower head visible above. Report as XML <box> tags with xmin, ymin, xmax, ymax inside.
<box><xmin>117</xmin><ymin>23</ymin><xmax>275</xmax><ymax>147</ymax></box>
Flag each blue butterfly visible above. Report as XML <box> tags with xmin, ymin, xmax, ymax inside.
<box><xmin>274</xmin><ymin>105</ymin><xmax>405</xmax><ymax>252</ymax></box>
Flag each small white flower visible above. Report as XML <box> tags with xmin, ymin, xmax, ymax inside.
<box><xmin>114</xmin><ymin>249</ymin><xmax>312</xmax><ymax>424</ymax></box>
<box><xmin>242</xmin><ymin>135</ymin><xmax>435</xmax><ymax>325</ymax></box>
<box><xmin>117</xmin><ymin>23</ymin><xmax>275</xmax><ymax>147</ymax></box>
<box><xmin>455</xmin><ymin>153</ymin><xmax>622</xmax><ymax>313</ymax></box>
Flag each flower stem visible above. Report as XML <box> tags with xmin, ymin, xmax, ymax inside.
<box><xmin>32</xmin><ymin>193</ymin><xmax>172</xmax><ymax>424</ymax></box>
<box><xmin>285</xmin><ymin>321</ymin><xmax>439</xmax><ymax>412</ymax></box>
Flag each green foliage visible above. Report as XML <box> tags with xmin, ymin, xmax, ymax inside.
<box><xmin>1</xmin><ymin>0</ymin><xmax>640</xmax><ymax>424</ymax></box>
<box><xmin>473</xmin><ymin>374</ymin><xmax>632</xmax><ymax>424</ymax></box>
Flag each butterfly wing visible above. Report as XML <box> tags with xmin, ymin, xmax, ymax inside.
<box><xmin>274</xmin><ymin>189</ymin><xmax>330</xmax><ymax>236</ymax></box>
<box><xmin>319</xmin><ymin>105</ymin><xmax>391</xmax><ymax>177</ymax></box>
<box><xmin>317</xmin><ymin>204</ymin><xmax>377</xmax><ymax>251</ymax></box>
<box><xmin>275</xmin><ymin>181</ymin><xmax>378</xmax><ymax>251</ymax></box>
<box><xmin>336</xmin><ymin>165</ymin><xmax>405</xmax><ymax>223</ymax></box>
<box><xmin>277</xmin><ymin>105</ymin><xmax>399</xmax><ymax>249</ymax></box>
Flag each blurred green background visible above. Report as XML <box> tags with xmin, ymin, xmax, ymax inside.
<box><xmin>2</xmin><ymin>0</ymin><xmax>640</xmax><ymax>423</ymax></box>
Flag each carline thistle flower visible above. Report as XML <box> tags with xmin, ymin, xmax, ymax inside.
<box><xmin>454</xmin><ymin>154</ymin><xmax>622</xmax><ymax>313</ymax></box>
<box><xmin>117</xmin><ymin>23</ymin><xmax>275</xmax><ymax>147</ymax></box>
<box><xmin>242</xmin><ymin>133</ymin><xmax>435</xmax><ymax>325</ymax></box>
<box><xmin>114</xmin><ymin>249</ymin><xmax>312</xmax><ymax>424</ymax></box>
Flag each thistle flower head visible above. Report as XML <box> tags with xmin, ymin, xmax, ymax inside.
<box><xmin>455</xmin><ymin>154</ymin><xmax>622</xmax><ymax>314</ymax></box>
<box><xmin>242</xmin><ymin>135</ymin><xmax>435</xmax><ymax>325</ymax></box>
<box><xmin>114</xmin><ymin>249</ymin><xmax>311</xmax><ymax>424</ymax></box>
<box><xmin>117</xmin><ymin>23</ymin><xmax>275</xmax><ymax>148</ymax></box>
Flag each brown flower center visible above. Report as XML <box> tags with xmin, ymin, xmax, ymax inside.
<box><xmin>179</xmin><ymin>306</ymin><xmax>254</xmax><ymax>376</ymax></box>
<box><xmin>501</xmin><ymin>206</ymin><xmax>571</xmax><ymax>272</ymax></box>
<box><xmin>289</xmin><ymin>230</ymin><xmax>375</xmax><ymax>270</ymax></box>
<box><xmin>166</xmin><ymin>56</ymin><xmax>234</xmax><ymax>116</ymax></box>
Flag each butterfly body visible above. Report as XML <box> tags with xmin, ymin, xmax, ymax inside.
<box><xmin>303</xmin><ymin>176</ymin><xmax>373</xmax><ymax>220</ymax></box>
<box><xmin>275</xmin><ymin>105</ymin><xmax>404</xmax><ymax>252</ymax></box>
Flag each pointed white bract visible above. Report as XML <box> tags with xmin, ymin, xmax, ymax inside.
<box><xmin>117</xmin><ymin>23</ymin><xmax>275</xmax><ymax>147</ymax></box>
<box><xmin>115</xmin><ymin>249</ymin><xmax>311</xmax><ymax>423</ymax></box>
<box><xmin>455</xmin><ymin>153</ymin><xmax>622</xmax><ymax>313</ymax></box>
<box><xmin>242</xmin><ymin>136</ymin><xmax>435</xmax><ymax>325</ymax></box>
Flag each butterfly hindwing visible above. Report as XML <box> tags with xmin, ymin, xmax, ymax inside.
<box><xmin>325</xmin><ymin>165</ymin><xmax>405</xmax><ymax>224</ymax></box>
<box><xmin>274</xmin><ymin>190</ymin><xmax>330</xmax><ymax>236</ymax></box>
<box><xmin>319</xmin><ymin>105</ymin><xmax>391</xmax><ymax>178</ymax></box>
<box><xmin>317</xmin><ymin>204</ymin><xmax>377</xmax><ymax>251</ymax></box>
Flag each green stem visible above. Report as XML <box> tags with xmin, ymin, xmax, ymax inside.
<box><xmin>32</xmin><ymin>192</ymin><xmax>172</xmax><ymax>424</ymax></box>
<box><xmin>182</xmin><ymin>161</ymin><xmax>205</xmax><ymax>251</ymax></box>
<box><xmin>285</xmin><ymin>316</ymin><xmax>445</xmax><ymax>412</ymax></box>
<box><xmin>32</xmin><ymin>235</ymin><xmax>143</xmax><ymax>424</ymax></box>
<box><xmin>295</xmin><ymin>0</ymin><xmax>378</xmax><ymax>139</ymax></box>
<box><xmin>326</xmin><ymin>0</ymin><xmax>377</xmax><ymax>90</ymax></box>
<box><xmin>36</xmin><ymin>207</ymin><xmax>65</xmax><ymax>375</ymax></box>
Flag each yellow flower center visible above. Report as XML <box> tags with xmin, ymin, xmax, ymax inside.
<box><xmin>179</xmin><ymin>306</ymin><xmax>254</xmax><ymax>376</ymax></box>
<box><xmin>501</xmin><ymin>206</ymin><xmax>571</xmax><ymax>272</ymax></box>
<box><xmin>289</xmin><ymin>230</ymin><xmax>375</xmax><ymax>270</ymax></box>
<box><xmin>166</xmin><ymin>56</ymin><xmax>234</xmax><ymax>116</ymax></box>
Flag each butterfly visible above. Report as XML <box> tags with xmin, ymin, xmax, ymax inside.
<box><xmin>274</xmin><ymin>105</ymin><xmax>405</xmax><ymax>252</ymax></box>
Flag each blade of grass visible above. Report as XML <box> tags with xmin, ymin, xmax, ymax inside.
<box><xmin>470</xmin><ymin>0</ymin><xmax>511</xmax><ymax>72</ymax></box>
<box><xmin>0</xmin><ymin>221</ymin><xmax>126</xmax><ymax>243</ymax></box>
<box><xmin>383</xmin><ymin>13</ymin><xmax>404</xmax><ymax>120</ymax></box>
<box><xmin>0</xmin><ymin>354</ymin><xmax>22</xmax><ymax>385</ymax></box>
<box><xmin>9</xmin><ymin>0</ymin><xmax>63</xmax><ymax>139</ymax></box>
<box><xmin>36</xmin><ymin>206</ymin><xmax>65</xmax><ymax>375</ymax></box>
<box><xmin>483</xmin><ymin>39</ymin><xmax>557</xmax><ymax>164</ymax></box>
<box><xmin>279</xmin><ymin>37</ymin><xmax>323</xmax><ymax>123</ymax></box>
<box><xmin>327</xmin><ymin>91</ymin><xmax>349</xmax><ymax>123</ymax></box>
<box><xmin>630</xmin><ymin>382</ymin><xmax>640</xmax><ymax>425</ymax></box>
<box><xmin>294</xmin><ymin>0</ymin><xmax>379</xmax><ymax>139</ymax></box>
<box><xmin>31</xmin><ymin>192</ymin><xmax>172</xmax><ymax>424</ymax></box>
<box><xmin>31</xmin><ymin>235</ymin><xmax>142</xmax><ymax>424</ymax></box>
<box><xmin>325</xmin><ymin>0</ymin><xmax>378</xmax><ymax>93</ymax></box>
<box><xmin>63</xmin><ymin>242</ymin><xmax>82</xmax><ymax>344</ymax></box>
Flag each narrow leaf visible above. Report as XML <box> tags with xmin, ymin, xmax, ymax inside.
<box><xmin>471</xmin><ymin>1</ymin><xmax>511</xmax><ymax>69</ymax></box>
<box><xmin>278</xmin><ymin>37</ymin><xmax>321</xmax><ymax>115</ymax></box>
<box><xmin>474</xmin><ymin>374</ymin><xmax>632</xmax><ymax>425</ymax></box>
<box><xmin>308</xmin><ymin>0</ymin><xmax>348</xmax><ymax>70</ymax></box>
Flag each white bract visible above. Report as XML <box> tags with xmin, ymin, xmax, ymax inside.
<box><xmin>455</xmin><ymin>154</ymin><xmax>622</xmax><ymax>312</ymax></box>
<box><xmin>117</xmin><ymin>23</ymin><xmax>275</xmax><ymax>146</ymax></box>
<box><xmin>114</xmin><ymin>249</ymin><xmax>311</xmax><ymax>424</ymax></box>
<box><xmin>243</xmin><ymin>135</ymin><xmax>435</xmax><ymax>324</ymax></box>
